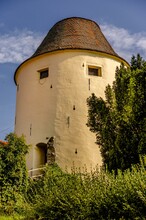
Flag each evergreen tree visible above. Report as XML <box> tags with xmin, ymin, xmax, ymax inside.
<box><xmin>87</xmin><ymin>54</ymin><xmax>146</xmax><ymax>172</ymax></box>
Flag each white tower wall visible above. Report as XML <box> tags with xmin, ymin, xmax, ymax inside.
<box><xmin>15</xmin><ymin>50</ymin><xmax>124</xmax><ymax>171</ymax></box>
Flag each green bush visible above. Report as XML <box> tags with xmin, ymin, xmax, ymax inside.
<box><xmin>26</xmin><ymin>162</ymin><xmax>146</xmax><ymax>220</ymax></box>
<box><xmin>1</xmin><ymin>149</ymin><xmax>146</xmax><ymax>219</ymax></box>
<box><xmin>0</xmin><ymin>133</ymin><xmax>29</xmax><ymax>215</ymax></box>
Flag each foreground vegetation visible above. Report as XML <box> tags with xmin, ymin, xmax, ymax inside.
<box><xmin>1</xmin><ymin>54</ymin><xmax>146</xmax><ymax>219</ymax></box>
<box><xmin>1</xmin><ymin>161</ymin><xmax>146</xmax><ymax>219</ymax></box>
<box><xmin>0</xmin><ymin>131</ymin><xmax>146</xmax><ymax>219</ymax></box>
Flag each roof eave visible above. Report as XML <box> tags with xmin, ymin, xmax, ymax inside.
<box><xmin>14</xmin><ymin>48</ymin><xmax>129</xmax><ymax>85</ymax></box>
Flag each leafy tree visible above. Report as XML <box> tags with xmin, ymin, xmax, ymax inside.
<box><xmin>87</xmin><ymin>54</ymin><xmax>146</xmax><ymax>173</ymax></box>
<box><xmin>0</xmin><ymin>133</ymin><xmax>29</xmax><ymax>214</ymax></box>
<box><xmin>0</xmin><ymin>133</ymin><xmax>29</xmax><ymax>191</ymax></box>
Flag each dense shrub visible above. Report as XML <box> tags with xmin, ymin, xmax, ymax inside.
<box><xmin>26</xmin><ymin>162</ymin><xmax>146</xmax><ymax>220</ymax></box>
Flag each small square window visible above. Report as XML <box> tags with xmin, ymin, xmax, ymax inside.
<box><xmin>39</xmin><ymin>69</ymin><xmax>49</xmax><ymax>79</ymax></box>
<box><xmin>88</xmin><ymin>66</ymin><xmax>101</xmax><ymax>76</ymax></box>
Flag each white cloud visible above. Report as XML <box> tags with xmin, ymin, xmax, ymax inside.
<box><xmin>0</xmin><ymin>25</ymin><xmax>146</xmax><ymax>64</ymax></box>
<box><xmin>101</xmin><ymin>24</ymin><xmax>146</xmax><ymax>62</ymax></box>
<box><xmin>0</xmin><ymin>30</ymin><xmax>43</xmax><ymax>63</ymax></box>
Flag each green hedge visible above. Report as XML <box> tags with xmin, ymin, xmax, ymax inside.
<box><xmin>26</xmin><ymin>162</ymin><xmax>146</xmax><ymax>220</ymax></box>
<box><xmin>1</xmin><ymin>161</ymin><xmax>146</xmax><ymax>219</ymax></box>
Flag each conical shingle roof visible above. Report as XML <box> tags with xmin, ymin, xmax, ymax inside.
<box><xmin>14</xmin><ymin>17</ymin><xmax>129</xmax><ymax>84</ymax></box>
<box><xmin>32</xmin><ymin>17</ymin><xmax>118</xmax><ymax>57</ymax></box>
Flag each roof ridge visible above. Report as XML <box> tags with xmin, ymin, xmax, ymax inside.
<box><xmin>51</xmin><ymin>16</ymin><xmax>101</xmax><ymax>30</ymax></box>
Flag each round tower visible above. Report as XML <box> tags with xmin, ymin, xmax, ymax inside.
<box><xmin>14</xmin><ymin>17</ymin><xmax>128</xmax><ymax>172</ymax></box>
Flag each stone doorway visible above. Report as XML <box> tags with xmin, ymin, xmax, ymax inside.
<box><xmin>36</xmin><ymin>142</ymin><xmax>47</xmax><ymax>167</ymax></box>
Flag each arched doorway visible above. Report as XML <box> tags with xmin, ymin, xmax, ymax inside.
<box><xmin>36</xmin><ymin>142</ymin><xmax>47</xmax><ymax>167</ymax></box>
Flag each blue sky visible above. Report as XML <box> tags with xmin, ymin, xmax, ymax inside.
<box><xmin>0</xmin><ymin>0</ymin><xmax>146</xmax><ymax>140</ymax></box>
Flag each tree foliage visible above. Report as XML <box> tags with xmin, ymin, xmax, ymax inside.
<box><xmin>0</xmin><ymin>133</ymin><xmax>29</xmax><ymax>191</ymax></box>
<box><xmin>0</xmin><ymin>133</ymin><xmax>29</xmax><ymax>214</ymax></box>
<box><xmin>87</xmin><ymin>54</ymin><xmax>146</xmax><ymax>172</ymax></box>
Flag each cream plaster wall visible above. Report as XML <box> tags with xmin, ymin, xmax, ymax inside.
<box><xmin>15</xmin><ymin>50</ymin><xmax>126</xmax><ymax>172</ymax></box>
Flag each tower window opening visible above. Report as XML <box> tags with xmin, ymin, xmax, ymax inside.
<box><xmin>30</xmin><ymin>124</ymin><xmax>32</xmax><ymax>136</ymax></box>
<box><xmin>39</xmin><ymin>69</ymin><xmax>49</xmax><ymax>79</ymax></box>
<box><xmin>67</xmin><ymin>116</ymin><xmax>70</xmax><ymax>128</ymax></box>
<box><xmin>88</xmin><ymin>66</ymin><xmax>102</xmax><ymax>77</ymax></box>
<box><xmin>73</xmin><ymin>105</ymin><xmax>76</xmax><ymax>110</ymax></box>
<box><xmin>88</xmin><ymin>78</ymin><xmax>90</xmax><ymax>90</ymax></box>
<box><xmin>75</xmin><ymin>148</ymin><xmax>78</xmax><ymax>154</ymax></box>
